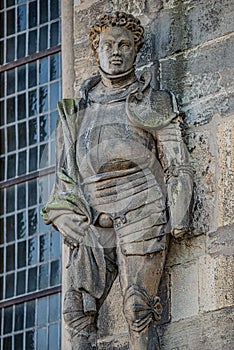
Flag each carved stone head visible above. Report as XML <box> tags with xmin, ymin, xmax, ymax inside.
<box><xmin>89</xmin><ymin>12</ymin><xmax>144</xmax><ymax>75</ymax></box>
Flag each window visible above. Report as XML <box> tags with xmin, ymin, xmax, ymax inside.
<box><xmin>0</xmin><ymin>1</ymin><xmax>62</xmax><ymax>349</ymax></box>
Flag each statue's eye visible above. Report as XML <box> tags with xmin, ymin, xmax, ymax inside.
<box><xmin>103</xmin><ymin>42</ymin><xmax>112</xmax><ymax>50</ymax></box>
<box><xmin>121</xmin><ymin>43</ymin><xmax>130</xmax><ymax>49</ymax></box>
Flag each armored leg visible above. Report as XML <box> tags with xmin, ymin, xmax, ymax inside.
<box><xmin>118</xmin><ymin>249</ymin><xmax>166</xmax><ymax>350</ymax></box>
<box><xmin>63</xmin><ymin>247</ymin><xmax>118</xmax><ymax>350</ymax></box>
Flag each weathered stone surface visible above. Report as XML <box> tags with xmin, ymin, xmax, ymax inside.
<box><xmin>160</xmin><ymin>34</ymin><xmax>234</xmax><ymax>106</ymax></box>
<box><xmin>98</xmin><ymin>334</ymin><xmax>129</xmax><ymax>350</ymax></box>
<box><xmin>186</xmin><ymin>130</ymin><xmax>217</xmax><ymax>234</ymax></box>
<box><xmin>159</xmin><ymin>306</ymin><xmax>234</xmax><ymax>350</ymax></box>
<box><xmin>112</xmin><ymin>0</ymin><xmax>146</xmax><ymax>15</ymax></box>
<box><xmin>199</xmin><ymin>254</ymin><xmax>234</xmax><ymax>313</ymax></box>
<box><xmin>182</xmin><ymin>91</ymin><xmax>234</xmax><ymax>126</ymax></box>
<box><xmin>217</xmin><ymin>119</ymin><xmax>234</xmax><ymax>227</ymax></box>
<box><xmin>98</xmin><ymin>279</ymin><xmax>127</xmax><ymax>338</ymax></box>
<box><xmin>207</xmin><ymin>224</ymin><xmax>234</xmax><ymax>256</ymax></box>
<box><xmin>170</xmin><ymin>261</ymin><xmax>199</xmax><ymax>321</ymax></box>
<box><xmin>166</xmin><ymin>234</ymin><xmax>206</xmax><ymax>267</ymax></box>
<box><xmin>153</xmin><ymin>0</ymin><xmax>234</xmax><ymax>58</ymax></box>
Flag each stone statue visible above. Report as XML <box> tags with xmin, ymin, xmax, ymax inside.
<box><xmin>42</xmin><ymin>11</ymin><xmax>193</xmax><ymax>350</ymax></box>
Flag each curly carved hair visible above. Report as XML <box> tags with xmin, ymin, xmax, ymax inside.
<box><xmin>89</xmin><ymin>12</ymin><xmax>144</xmax><ymax>59</ymax></box>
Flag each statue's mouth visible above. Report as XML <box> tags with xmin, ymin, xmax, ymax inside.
<box><xmin>110</xmin><ymin>58</ymin><xmax>123</xmax><ymax>65</ymax></box>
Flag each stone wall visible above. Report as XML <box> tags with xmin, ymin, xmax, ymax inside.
<box><xmin>62</xmin><ymin>0</ymin><xmax>234</xmax><ymax>348</ymax></box>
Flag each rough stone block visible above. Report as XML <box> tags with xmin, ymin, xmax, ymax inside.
<box><xmin>98</xmin><ymin>334</ymin><xmax>129</xmax><ymax>350</ymax></box>
<box><xmin>98</xmin><ymin>278</ymin><xmax>127</xmax><ymax>338</ymax></box>
<box><xmin>170</xmin><ymin>261</ymin><xmax>199</xmax><ymax>321</ymax></box>
<box><xmin>199</xmin><ymin>254</ymin><xmax>234</xmax><ymax>313</ymax></box>
<box><xmin>160</xmin><ymin>35</ymin><xmax>234</xmax><ymax>106</ymax></box>
<box><xmin>166</xmin><ymin>234</ymin><xmax>206</xmax><ymax>267</ymax></box>
<box><xmin>207</xmin><ymin>224</ymin><xmax>234</xmax><ymax>257</ymax></box>
<box><xmin>159</xmin><ymin>306</ymin><xmax>234</xmax><ymax>350</ymax></box>
<box><xmin>182</xmin><ymin>91</ymin><xmax>234</xmax><ymax>126</ymax></box>
<box><xmin>153</xmin><ymin>0</ymin><xmax>234</xmax><ymax>58</ymax></box>
<box><xmin>186</xmin><ymin>130</ymin><xmax>217</xmax><ymax>235</ymax></box>
<box><xmin>217</xmin><ymin>120</ymin><xmax>234</xmax><ymax>227</ymax></box>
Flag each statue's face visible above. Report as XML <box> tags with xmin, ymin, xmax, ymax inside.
<box><xmin>97</xmin><ymin>26</ymin><xmax>137</xmax><ymax>75</ymax></box>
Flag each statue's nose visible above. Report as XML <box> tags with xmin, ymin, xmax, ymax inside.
<box><xmin>112</xmin><ymin>43</ymin><xmax>120</xmax><ymax>55</ymax></box>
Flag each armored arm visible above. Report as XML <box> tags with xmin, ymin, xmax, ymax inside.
<box><xmin>155</xmin><ymin>115</ymin><xmax>193</xmax><ymax>238</ymax></box>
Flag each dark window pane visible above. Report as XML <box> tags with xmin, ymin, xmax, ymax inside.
<box><xmin>49</xmin><ymin>294</ymin><xmax>59</xmax><ymax>322</ymax></box>
<box><xmin>7</xmin><ymin>9</ymin><xmax>15</xmax><ymax>36</ymax></box>
<box><xmin>40</xmin><ymin>115</ymin><xmax>49</xmax><ymax>142</ymax></box>
<box><xmin>50</xmin><ymin>82</ymin><xmax>59</xmax><ymax>110</ymax></box>
<box><xmin>6</xmin><ymin>37</ymin><xmax>15</xmax><ymax>62</ymax></box>
<box><xmin>29</xmin><ymin>147</ymin><xmax>38</xmax><ymax>172</ymax></box>
<box><xmin>17</xmin><ymin>66</ymin><xmax>26</xmax><ymax>92</ymax></box>
<box><xmin>37</xmin><ymin>297</ymin><xmax>48</xmax><ymax>325</ymax></box>
<box><xmin>29</xmin><ymin>118</ymin><xmax>38</xmax><ymax>145</ymax></box>
<box><xmin>3</xmin><ymin>337</ymin><xmax>12</xmax><ymax>350</ymax></box>
<box><xmin>39</xmin><ymin>25</ymin><xmax>48</xmax><ymax>51</ymax></box>
<box><xmin>15</xmin><ymin>334</ymin><xmax>23</xmax><ymax>349</ymax></box>
<box><xmin>18</xmin><ymin>150</ymin><xmax>26</xmax><ymax>175</ymax></box>
<box><xmin>0</xmin><ymin>189</ymin><xmax>4</xmax><ymax>216</ymax></box>
<box><xmin>40</xmin><ymin>234</ymin><xmax>49</xmax><ymax>262</ymax></box>
<box><xmin>6</xmin><ymin>186</ymin><xmax>15</xmax><ymax>213</ymax></box>
<box><xmin>18</xmin><ymin>121</ymin><xmax>27</xmax><ymax>149</ymax></box>
<box><xmin>39</xmin><ymin>86</ymin><xmax>48</xmax><ymax>113</ymax></box>
<box><xmin>18</xmin><ymin>93</ymin><xmax>26</xmax><ymax>120</ymax></box>
<box><xmin>7</xmin><ymin>69</ymin><xmax>15</xmax><ymax>95</ymax></box>
<box><xmin>0</xmin><ymin>72</ymin><xmax>4</xmax><ymax>98</ymax></box>
<box><xmin>0</xmin><ymin>157</ymin><xmax>5</xmax><ymax>181</ymax></box>
<box><xmin>6</xmin><ymin>215</ymin><xmax>15</xmax><ymax>242</ymax></box>
<box><xmin>17</xmin><ymin>5</ymin><xmax>26</xmax><ymax>31</ymax></box>
<box><xmin>26</xmin><ymin>330</ymin><xmax>35</xmax><ymax>350</ymax></box>
<box><xmin>17</xmin><ymin>183</ymin><xmax>26</xmax><ymax>209</ymax></box>
<box><xmin>17</xmin><ymin>211</ymin><xmax>27</xmax><ymax>239</ymax></box>
<box><xmin>50</xmin><ymin>21</ymin><xmax>59</xmax><ymax>47</ymax></box>
<box><xmin>39</xmin><ymin>263</ymin><xmax>48</xmax><ymax>289</ymax></box>
<box><xmin>6</xmin><ymin>273</ymin><xmax>15</xmax><ymax>298</ymax></box>
<box><xmin>50</xmin><ymin>260</ymin><xmax>60</xmax><ymax>286</ymax></box>
<box><xmin>7</xmin><ymin>153</ymin><xmax>16</xmax><ymax>179</ymax></box>
<box><xmin>7</xmin><ymin>97</ymin><xmax>15</xmax><ymax>123</ymax></box>
<box><xmin>0</xmin><ymin>128</ymin><xmax>5</xmax><ymax>155</ymax></box>
<box><xmin>28</xmin><ymin>89</ymin><xmax>38</xmax><ymax>117</ymax></box>
<box><xmin>17</xmin><ymin>270</ymin><xmax>26</xmax><ymax>295</ymax></box>
<box><xmin>0</xmin><ymin>247</ymin><xmax>4</xmax><ymax>273</ymax></box>
<box><xmin>50</xmin><ymin>0</ymin><xmax>59</xmax><ymax>20</ymax></box>
<box><xmin>15</xmin><ymin>304</ymin><xmax>24</xmax><ymax>331</ymax></box>
<box><xmin>28</xmin><ymin>237</ymin><xmax>38</xmax><ymax>265</ymax></box>
<box><xmin>26</xmin><ymin>301</ymin><xmax>35</xmax><ymax>327</ymax></box>
<box><xmin>39</xmin><ymin>144</ymin><xmax>48</xmax><ymax>168</ymax></box>
<box><xmin>37</xmin><ymin>327</ymin><xmax>47</xmax><ymax>350</ymax></box>
<box><xmin>0</xmin><ymin>218</ymin><xmax>3</xmax><ymax>244</ymax></box>
<box><xmin>3</xmin><ymin>306</ymin><xmax>13</xmax><ymax>334</ymax></box>
<box><xmin>0</xmin><ymin>100</ymin><xmax>4</xmax><ymax>126</ymax></box>
<box><xmin>0</xmin><ymin>40</ymin><xmax>3</xmax><ymax>65</ymax></box>
<box><xmin>29</xmin><ymin>1</ymin><xmax>37</xmax><ymax>28</ymax></box>
<box><xmin>28</xmin><ymin>180</ymin><xmax>37</xmax><ymax>206</ymax></box>
<box><xmin>50</xmin><ymin>231</ymin><xmax>60</xmax><ymax>260</ymax></box>
<box><xmin>28</xmin><ymin>29</ymin><xmax>37</xmax><ymax>55</ymax></box>
<box><xmin>40</xmin><ymin>0</ymin><xmax>48</xmax><ymax>24</ymax></box>
<box><xmin>50</xmin><ymin>54</ymin><xmax>59</xmax><ymax>81</ymax></box>
<box><xmin>28</xmin><ymin>62</ymin><xmax>37</xmax><ymax>88</ymax></box>
<box><xmin>0</xmin><ymin>13</ymin><xmax>4</xmax><ymax>38</ymax></box>
<box><xmin>7</xmin><ymin>125</ymin><xmax>16</xmax><ymax>152</ymax></box>
<box><xmin>7</xmin><ymin>0</ymin><xmax>15</xmax><ymax>6</ymax></box>
<box><xmin>28</xmin><ymin>267</ymin><xmax>37</xmax><ymax>292</ymax></box>
<box><xmin>17</xmin><ymin>33</ymin><xmax>26</xmax><ymax>59</ymax></box>
<box><xmin>18</xmin><ymin>241</ymin><xmax>26</xmax><ymax>268</ymax></box>
<box><xmin>28</xmin><ymin>208</ymin><xmax>37</xmax><ymax>236</ymax></box>
<box><xmin>39</xmin><ymin>57</ymin><xmax>48</xmax><ymax>84</ymax></box>
<box><xmin>6</xmin><ymin>244</ymin><xmax>15</xmax><ymax>271</ymax></box>
<box><xmin>49</xmin><ymin>324</ymin><xmax>59</xmax><ymax>349</ymax></box>
<box><xmin>0</xmin><ymin>276</ymin><xmax>3</xmax><ymax>299</ymax></box>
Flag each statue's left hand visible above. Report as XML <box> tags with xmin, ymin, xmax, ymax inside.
<box><xmin>52</xmin><ymin>212</ymin><xmax>89</xmax><ymax>246</ymax></box>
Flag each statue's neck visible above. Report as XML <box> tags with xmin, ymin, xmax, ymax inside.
<box><xmin>99</xmin><ymin>67</ymin><xmax>137</xmax><ymax>90</ymax></box>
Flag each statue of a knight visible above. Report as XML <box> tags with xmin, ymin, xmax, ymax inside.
<box><xmin>42</xmin><ymin>11</ymin><xmax>193</xmax><ymax>350</ymax></box>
